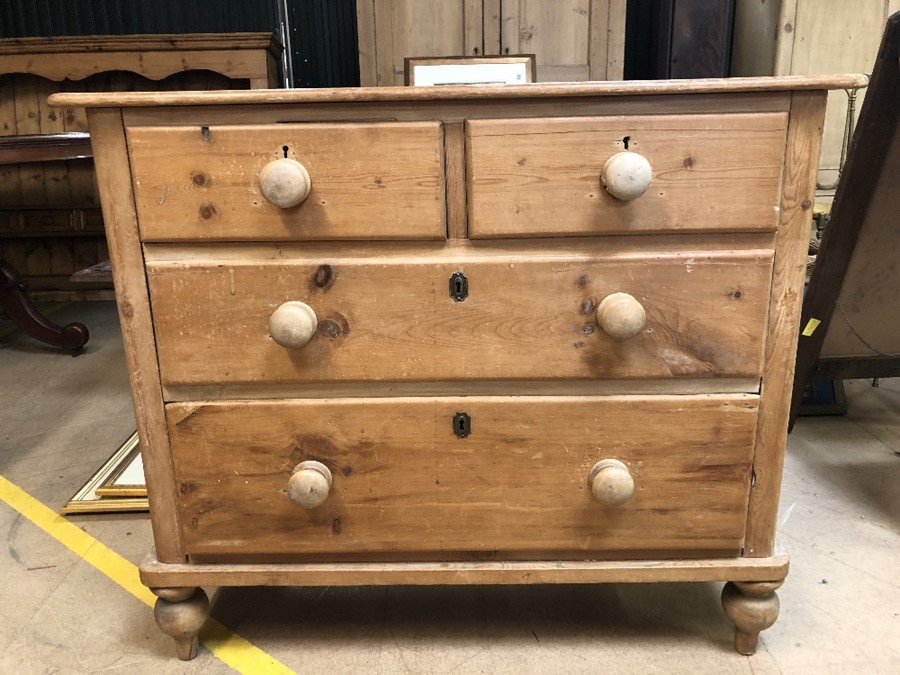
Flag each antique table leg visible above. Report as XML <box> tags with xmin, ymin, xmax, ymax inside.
<box><xmin>0</xmin><ymin>260</ymin><xmax>89</xmax><ymax>353</ymax></box>
<box><xmin>151</xmin><ymin>587</ymin><xmax>209</xmax><ymax>660</ymax></box>
<box><xmin>721</xmin><ymin>580</ymin><xmax>782</xmax><ymax>655</ymax></box>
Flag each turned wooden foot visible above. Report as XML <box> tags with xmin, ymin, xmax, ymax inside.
<box><xmin>151</xmin><ymin>587</ymin><xmax>209</xmax><ymax>660</ymax></box>
<box><xmin>721</xmin><ymin>580</ymin><xmax>782</xmax><ymax>655</ymax></box>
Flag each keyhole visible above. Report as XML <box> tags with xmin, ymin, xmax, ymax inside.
<box><xmin>453</xmin><ymin>412</ymin><xmax>471</xmax><ymax>438</ymax></box>
<box><xmin>282</xmin><ymin>145</ymin><xmax>289</xmax><ymax>158</ymax></box>
<box><xmin>473</xmin><ymin>47</ymin><xmax>480</xmax><ymax>55</ymax></box>
<box><xmin>622</xmin><ymin>136</ymin><xmax>631</xmax><ymax>150</ymax></box>
<box><xmin>449</xmin><ymin>272</ymin><xmax>468</xmax><ymax>301</ymax></box>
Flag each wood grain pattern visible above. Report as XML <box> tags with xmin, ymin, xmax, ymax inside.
<box><xmin>147</xmin><ymin>247</ymin><xmax>774</xmax><ymax>385</ymax></box>
<box><xmin>443</xmin><ymin>121</ymin><xmax>468</xmax><ymax>238</ymax></box>
<box><xmin>49</xmin><ymin>75</ymin><xmax>868</xmax><ymax>109</ymax></box>
<box><xmin>140</xmin><ymin>552</ymin><xmax>790</xmax><ymax>587</ymax></box>
<box><xmin>128</xmin><ymin>122</ymin><xmax>446</xmax><ymax>241</ymax></box>
<box><xmin>467</xmin><ymin>113</ymin><xmax>788</xmax><ymax>237</ymax></box>
<box><xmin>166</xmin><ymin>395</ymin><xmax>759</xmax><ymax>560</ymax></box>
<box><xmin>744</xmin><ymin>91</ymin><xmax>827</xmax><ymax>556</ymax></box>
<box><xmin>86</xmin><ymin>108</ymin><xmax>184</xmax><ymax>562</ymax></box>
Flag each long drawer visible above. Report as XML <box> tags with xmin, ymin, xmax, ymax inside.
<box><xmin>167</xmin><ymin>395</ymin><xmax>759</xmax><ymax>562</ymax></box>
<box><xmin>467</xmin><ymin>113</ymin><xmax>788</xmax><ymax>238</ymax></box>
<box><xmin>127</xmin><ymin>122</ymin><xmax>446</xmax><ymax>241</ymax></box>
<box><xmin>147</xmin><ymin>247</ymin><xmax>774</xmax><ymax>385</ymax></box>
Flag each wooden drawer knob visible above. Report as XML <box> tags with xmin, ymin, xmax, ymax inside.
<box><xmin>589</xmin><ymin>459</ymin><xmax>634</xmax><ymax>506</ymax></box>
<box><xmin>601</xmin><ymin>151</ymin><xmax>652</xmax><ymax>200</ymax></box>
<box><xmin>596</xmin><ymin>292</ymin><xmax>646</xmax><ymax>339</ymax></box>
<box><xmin>259</xmin><ymin>158</ymin><xmax>311</xmax><ymax>208</ymax></box>
<box><xmin>269</xmin><ymin>301</ymin><xmax>318</xmax><ymax>348</ymax></box>
<box><xmin>288</xmin><ymin>460</ymin><xmax>333</xmax><ymax>508</ymax></box>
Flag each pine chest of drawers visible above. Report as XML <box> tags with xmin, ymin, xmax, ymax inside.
<box><xmin>52</xmin><ymin>75</ymin><xmax>864</xmax><ymax>659</ymax></box>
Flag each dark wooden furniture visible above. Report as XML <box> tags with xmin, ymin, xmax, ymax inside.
<box><xmin>790</xmin><ymin>13</ymin><xmax>900</xmax><ymax>427</ymax></box>
<box><xmin>625</xmin><ymin>0</ymin><xmax>736</xmax><ymax>79</ymax></box>
<box><xmin>0</xmin><ymin>133</ymin><xmax>92</xmax><ymax>351</ymax></box>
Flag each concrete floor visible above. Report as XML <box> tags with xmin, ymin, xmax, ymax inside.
<box><xmin>1</xmin><ymin>301</ymin><xmax>898</xmax><ymax>674</ymax></box>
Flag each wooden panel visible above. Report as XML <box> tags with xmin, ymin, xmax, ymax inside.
<box><xmin>0</xmin><ymin>75</ymin><xmax>22</xmax><ymax>205</ymax></box>
<box><xmin>467</xmin><ymin>112</ymin><xmax>788</xmax><ymax>237</ymax></box>
<box><xmin>86</xmin><ymin>107</ymin><xmax>184</xmax><ymax>562</ymax></box>
<box><xmin>384</xmin><ymin>0</ymin><xmax>472</xmax><ymax>86</ymax></box>
<box><xmin>128</xmin><ymin>122</ymin><xmax>446</xmax><ymax>241</ymax></box>
<box><xmin>786</xmin><ymin>1</ymin><xmax>891</xmax><ymax>185</ymax></box>
<box><xmin>762</xmin><ymin>0</ymin><xmax>893</xmax><ymax>186</ymax></box>
<box><xmin>13</xmin><ymin>75</ymin><xmax>46</xmax><ymax>206</ymax></box>
<box><xmin>501</xmin><ymin>0</ymin><xmax>592</xmax><ymax>81</ymax></box>
<box><xmin>147</xmin><ymin>247</ymin><xmax>774</xmax><ymax>385</ymax></box>
<box><xmin>166</xmin><ymin>395</ymin><xmax>759</xmax><ymax>560</ymax></box>
<box><xmin>140</xmin><ymin>552</ymin><xmax>790</xmax><ymax>587</ymax></box>
<box><xmin>499</xmin><ymin>0</ymin><xmax>625</xmax><ymax>81</ymax></box>
<box><xmin>744</xmin><ymin>91</ymin><xmax>827</xmax><ymax>556</ymax></box>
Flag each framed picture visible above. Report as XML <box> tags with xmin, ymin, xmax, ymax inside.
<box><xmin>62</xmin><ymin>432</ymin><xmax>148</xmax><ymax>514</ymax></box>
<box><xmin>404</xmin><ymin>55</ymin><xmax>536</xmax><ymax>86</ymax></box>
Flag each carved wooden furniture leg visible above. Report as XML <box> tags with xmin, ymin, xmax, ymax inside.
<box><xmin>151</xmin><ymin>587</ymin><xmax>209</xmax><ymax>660</ymax></box>
<box><xmin>721</xmin><ymin>580</ymin><xmax>782</xmax><ymax>655</ymax></box>
<box><xmin>0</xmin><ymin>260</ymin><xmax>89</xmax><ymax>353</ymax></box>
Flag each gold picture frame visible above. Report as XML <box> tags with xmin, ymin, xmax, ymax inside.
<box><xmin>62</xmin><ymin>432</ymin><xmax>148</xmax><ymax>514</ymax></box>
<box><xmin>404</xmin><ymin>55</ymin><xmax>536</xmax><ymax>86</ymax></box>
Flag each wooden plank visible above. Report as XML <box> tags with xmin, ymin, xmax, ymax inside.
<box><xmin>36</xmin><ymin>78</ymin><xmax>71</xmax><ymax>208</ymax></box>
<box><xmin>165</xmin><ymin>395</ymin><xmax>759</xmax><ymax>559</ymax></box>
<box><xmin>117</xmin><ymin>93</ymin><xmax>794</xmax><ymax>130</ymax></box>
<box><xmin>589</xmin><ymin>0</ymin><xmax>611</xmax><ymax>80</ymax></box>
<box><xmin>786</xmin><ymin>1</ymin><xmax>888</xmax><ymax>183</ymax></box>
<box><xmin>13</xmin><ymin>75</ymin><xmax>46</xmax><ymax>206</ymax></box>
<box><xmin>773</xmin><ymin>0</ymin><xmax>799</xmax><ymax>76</ymax></box>
<box><xmin>48</xmin><ymin>74</ymin><xmax>869</xmax><ymax>109</ymax></box>
<box><xmin>140</xmin><ymin>552</ymin><xmax>790</xmax><ymax>587</ymax></box>
<box><xmin>790</xmin><ymin>14</ymin><xmax>900</xmax><ymax>422</ymax></box>
<box><xmin>483</xmin><ymin>0</ymin><xmax>502</xmax><ymax>55</ymax></box>
<box><xmin>86</xmin><ymin>107</ymin><xmax>183</xmax><ymax>563</ymax></box>
<box><xmin>467</xmin><ymin>113</ymin><xmax>788</xmax><ymax>237</ymax></box>
<box><xmin>744</xmin><ymin>91</ymin><xmax>827</xmax><ymax>556</ymax></box>
<box><xmin>356</xmin><ymin>0</ymin><xmax>378</xmax><ymax>86</ymax></box>
<box><xmin>161</xmin><ymin>377</ymin><xmax>761</xmax><ymax>402</ymax></box>
<box><xmin>147</xmin><ymin>248</ymin><xmax>774</xmax><ymax>386</ymax></box>
<box><xmin>127</xmin><ymin>122</ymin><xmax>446</xmax><ymax>241</ymax></box>
<box><xmin>605</xmin><ymin>0</ymin><xmax>626</xmax><ymax>79</ymax></box>
<box><xmin>463</xmin><ymin>0</ymin><xmax>485</xmax><ymax>55</ymax></box>
<box><xmin>0</xmin><ymin>74</ymin><xmax>22</xmax><ymax>205</ymax></box>
<box><xmin>443</xmin><ymin>121</ymin><xmax>467</xmax><ymax>238</ymax></box>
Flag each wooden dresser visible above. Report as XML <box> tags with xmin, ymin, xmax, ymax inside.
<box><xmin>51</xmin><ymin>75</ymin><xmax>864</xmax><ymax>659</ymax></box>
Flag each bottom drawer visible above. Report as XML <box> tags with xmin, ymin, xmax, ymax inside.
<box><xmin>166</xmin><ymin>395</ymin><xmax>758</xmax><ymax>562</ymax></box>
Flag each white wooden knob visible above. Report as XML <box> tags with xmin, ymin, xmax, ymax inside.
<box><xmin>288</xmin><ymin>461</ymin><xmax>332</xmax><ymax>508</ymax></box>
<box><xmin>596</xmin><ymin>292</ymin><xmax>646</xmax><ymax>339</ymax></box>
<box><xmin>269</xmin><ymin>301</ymin><xmax>317</xmax><ymax>348</ymax></box>
<box><xmin>601</xmin><ymin>151</ymin><xmax>652</xmax><ymax>200</ymax></box>
<box><xmin>259</xmin><ymin>158</ymin><xmax>311</xmax><ymax>208</ymax></box>
<box><xmin>589</xmin><ymin>459</ymin><xmax>634</xmax><ymax>506</ymax></box>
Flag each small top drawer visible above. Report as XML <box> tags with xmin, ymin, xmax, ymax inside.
<box><xmin>467</xmin><ymin>113</ymin><xmax>788</xmax><ymax>238</ymax></box>
<box><xmin>127</xmin><ymin>122</ymin><xmax>446</xmax><ymax>242</ymax></box>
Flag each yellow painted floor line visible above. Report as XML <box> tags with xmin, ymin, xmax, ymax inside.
<box><xmin>0</xmin><ymin>474</ymin><xmax>296</xmax><ymax>675</ymax></box>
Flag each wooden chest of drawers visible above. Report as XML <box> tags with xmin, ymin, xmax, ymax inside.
<box><xmin>52</xmin><ymin>75</ymin><xmax>864</xmax><ymax>659</ymax></box>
